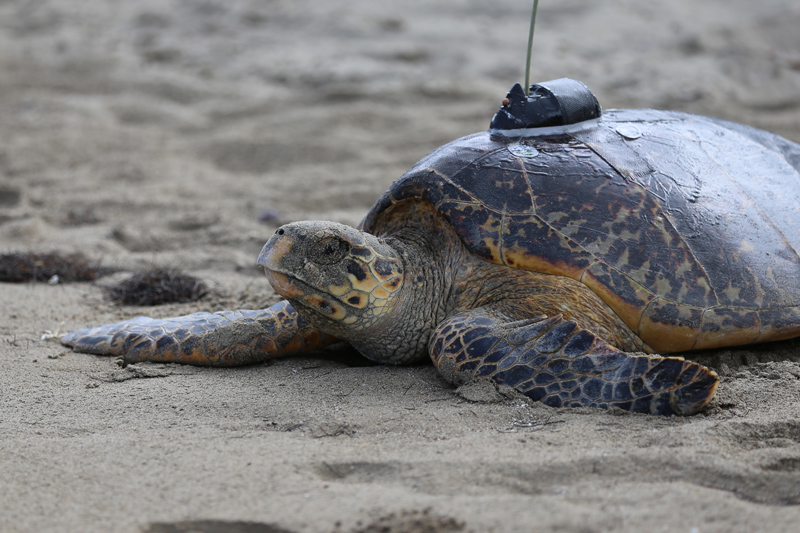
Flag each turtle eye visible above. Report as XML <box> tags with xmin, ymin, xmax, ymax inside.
<box><xmin>311</xmin><ymin>236</ymin><xmax>350</xmax><ymax>265</ymax></box>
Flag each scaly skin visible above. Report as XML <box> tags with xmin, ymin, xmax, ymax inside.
<box><xmin>61</xmin><ymin>301</ymin><xmax>337</xmax><ymax>366</ymax></box>
<box><xmin>430</xmin><ymin>310</ymin><xmax>717</xmax><ymax>416</ymax></box>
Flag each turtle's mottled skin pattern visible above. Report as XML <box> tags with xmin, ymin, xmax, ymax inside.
<box><xmin>430</xmin><ymin>312</ymin><xmax>717</xmax><ymax>416</ymax></box>
<box><xmin>260</xmin><ymin>221</ymin><xmax>406</xmax><ymax>333</ymax></box>
<box><xmin>64</xmin><ymin>301</ymin><xmax>336</xmax><ymax>366</ymax></box>
<box><xmin>363</xmin><ymin>110</ymin><xmax>800</xmax><ymax>354</ymax></box>
<box><xmin>62</xmin><ymin>109</ymin><xmax>800</xmax><ymax>415</ymax></box>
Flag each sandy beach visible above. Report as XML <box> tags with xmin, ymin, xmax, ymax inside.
<box><xmin>2</xmin><ymin>1</ymin><xmax>800</xmax><ymax>531</ymax></box>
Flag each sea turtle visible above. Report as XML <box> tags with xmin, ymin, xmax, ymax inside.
<box><xmin>62</xmin><ymin>79</ymin><xmax>800</xmax><ymax>416</ymax></box>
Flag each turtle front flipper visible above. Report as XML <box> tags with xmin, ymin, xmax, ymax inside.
<box><xmin>61</xmin><ymin>300</ymin><xmax>338</xmax><ymax>366</ymax></box>
<box><xmin>429</xmin><ymin>309</ymin><xmax>718</xmax><ymax>416</ymax></box>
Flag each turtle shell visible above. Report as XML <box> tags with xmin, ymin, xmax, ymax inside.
<box><xmin>361</xmin><ymin>110</ymin><xmax>800</xmax><ymax>353</ymax></box>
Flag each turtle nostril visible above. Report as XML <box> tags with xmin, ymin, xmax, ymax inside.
<box><xmin>277</xmin><ymin>229</ymin><xmax>284</xmax><ymax>235</ymax></box>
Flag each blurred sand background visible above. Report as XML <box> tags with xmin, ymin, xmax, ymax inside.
<box><xmin>2</xmin><ymin>1</ymin><xmax>800</xmax><ymax>532</ymax></box>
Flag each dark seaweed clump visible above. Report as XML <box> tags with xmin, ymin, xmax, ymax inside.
<box><xmin>0</xmin><ymin>252</ymin><xmax>105</xmax><ymax>282</ymax></box>
<box><xmin>106</xmin><ymin>269</ymin><xmax>209</xmax><ymax>306</ymax></box>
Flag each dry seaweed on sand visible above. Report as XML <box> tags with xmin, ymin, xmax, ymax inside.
<box><xmin>0</xmin><ymin>252</ymin><xmax>107</xmax><ymax>283</ymax></box>
<box><xmin>346</xmin><ymin>508</ymin><xmax>466</xmax><ymax>533</ymax></box>
<box><xmin>105</xmin><ymin>268</ymin><xmax>209</xmax><ymax>306</ymax></box>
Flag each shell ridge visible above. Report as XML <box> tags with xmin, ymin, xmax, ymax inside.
<box><xmin>426</xmin><ymin>166</ymin><xmax>482</xmax><ymax>206</ymax></box>
<box><xmin>658</xmin><ymin>211</ymin><xmax>719</xmax><ymax>308</ymax></box>
<box><xmin>426</xmin><ymin>147</ymin><xmax>513</xmax><ymax>207</ymax></box>
<box><xmin>697</xmin><ymin>114</ymin><xmax>794</xmax><ymax>168</ymax></box>
<box><xmin>513</xmin><ymin>147</ymin><xmax>537</xmax><ymax>215</ymax></box>
<box><xmin>364</xmin><ymin>135</ymin><xmax>507</xmax><ymax>233</ymax></box>
<box><xmin>693</xmin><ymin>307</ymin><xmax>761</xmax><ymax>350</ymax></box>
<box><xmin>578</xmin><ymin>133</ymin><xmax>643</xmax><ymax>185</ymax></box>
<box><xmin>695</xmin><ymin>137</ymin><xmax>800</xmax><ymax>270</ymax></box>
<box><xmin>529</xmin><ymin>214</ymin><xmax>600</xmax><ymax>275</ymax></box>
<box><xmin>498</xmin><ymin>211</ymin><xmax>508</xmax><ymax>266</ymax></box>
<box><xmin>704</xmin><ymin>302</ymin><xmax>800</xmax><ymax>312</ymax></box>
<box><xmin>578</xmin><ymin>262</ymin><xmax>601</xmax><ymax>284</ymax></box>
<box><xmin>534</xmin><ymin>207</ymin><xmax>675</xmax><ymax>300</ymax></box>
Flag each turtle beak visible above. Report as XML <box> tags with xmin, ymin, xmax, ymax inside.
<box><xmin>258</xmin><ymin>229</ymin><xmax>305</xmax><ymax>299</ymax></box>
<box><xmin>258</xmin><ymin>228</ymin><xmax>293</xmax><ymax>272</ymax></box>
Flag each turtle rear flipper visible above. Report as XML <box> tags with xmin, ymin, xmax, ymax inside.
<box><xmin>429</xmin><ymin>309</ymin><xmax>718</xmax><ymax>416</ymax></box>
<box><xmin>61</xmin><ymin>300</ymin><xmax>338</xmax><ymax>366</ymax></box>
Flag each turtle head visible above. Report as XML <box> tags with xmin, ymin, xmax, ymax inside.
<box><xmin>258</xmin><ymin>221</ymin><xmax>405</xmax><ymax>338</ymax></box>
